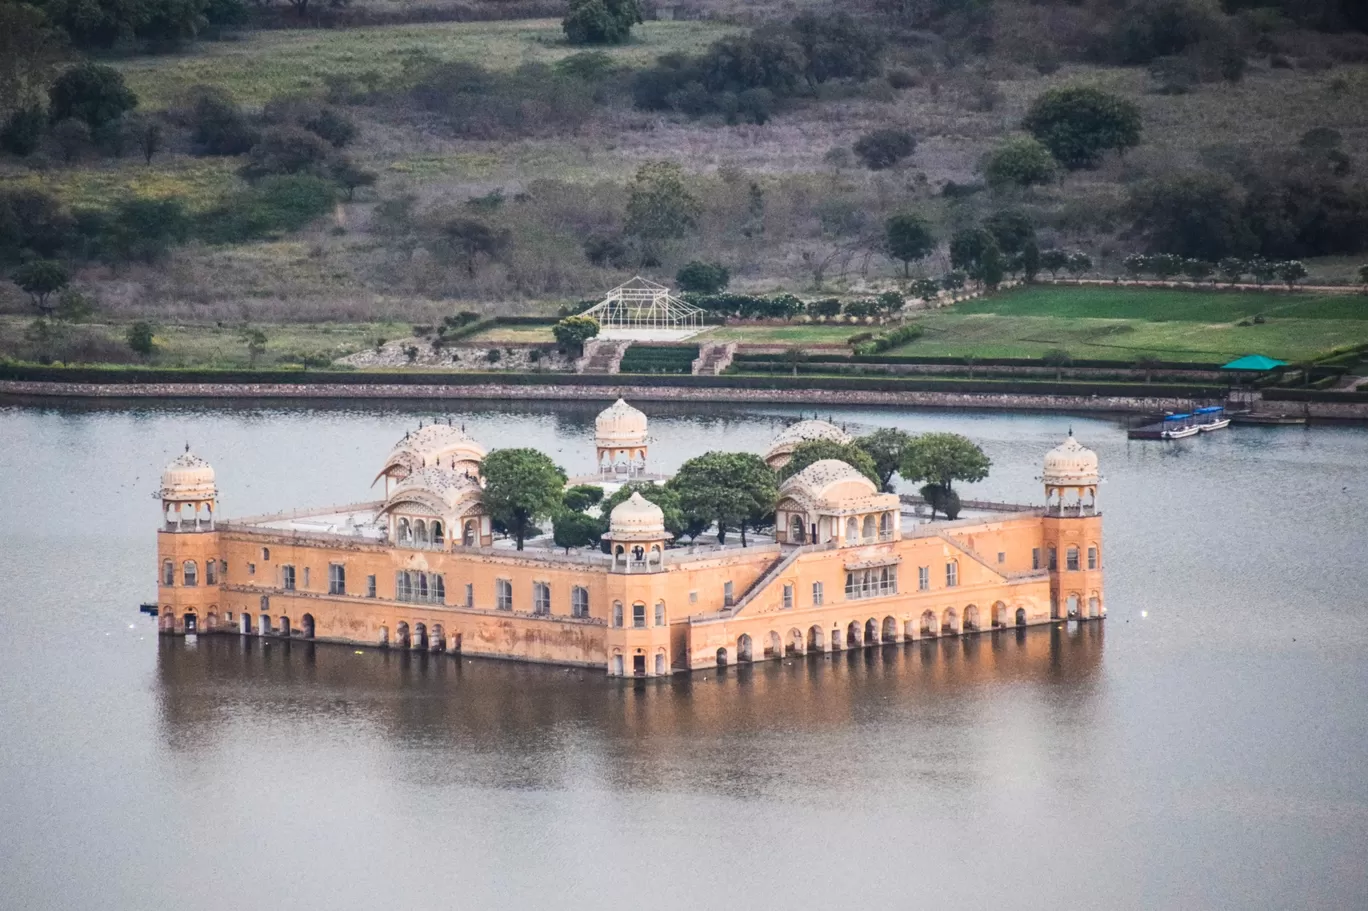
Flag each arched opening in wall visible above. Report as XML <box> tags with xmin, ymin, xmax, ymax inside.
<box><xmin>258</xmin><ymin>614</ymin><xmax>271</xmax><ymax>636</ymax></box>
<box><xmin>845</xmin><ymin>517</ymin><xmax>858</xmax><ymax>542</ymax></box>
<box><xmin>278</xmin><ymin>616</ymin><xmax>291</xmax><ymax>637</ymax></box>
<box><xmin>432</xmin><ymin>521</ymin><xmax>444</xmax><ymax>547</ymax></box>
<box><xmin>882</xmin><ymin>616</ymin><xmax>898</xmax><ymax>643</ymax></box>
<box><xmin>963</xmin><ymin>605</ymin><xmax>979</xmax><ymax>633</ymax></box>
<box><xmin>204</xmin><ymin>612</ymin><xmax>217</xmax><ymax>632</ymax></box>
<box><xmin>903</xmin><ymin>619</ymin><xmax>916</xmax><ymax>641</ymax></box>
<box><xmin>655</xmin><ymin>651</ymin><xmax>666</xmax><ymax>676</ymax></box>
<box><xmin>920</xmin><ymin>610</ymin><xmax>937</xmax><ymax>637</ymax></box>
<box><xmin>430</xmin><ymin>623</ymin><xmax>445</xmax><ymax>652</ymax></box>
<box><xmin>864</xmin><ymin>618</ymin><xmax>878</xmax><ymax>645</ymax></box>
<box><xmin>1066</xmin><ymin>594</ymin><xmax>1080</xmax><ymax>619</ymax></box>
<box><xmin>1015</xmin><ymin>607</ymin><xmax>1027</xmax><ymax>626</ymax></box>
<box><xmin>991</xmin><ymin>601</ymin><xmax>1006</xmax><ymax>628</ymax></box>
<box><xmin>789</xmin><ymin>515</ymin><xmax>805</xmax><ymax>543</ymax></box>
<box><xmin>786</xmin><ymin>628</ymin><xmax>804</xmax><ymax>656</ymax></box>
<box><xmin>942</xmin><ymin>607</ymin><xmax>958</xmax><ymax>636</ymax></box>
<box><xmin>395</xmin><ymin>622</ymin><xmax>411</xmax><ymax>649</ymax></box>
<box><xmin>379</xmin><ymin>625</ymin><xmax>389</xmax><ymax>647</ymax></box>
<box><xmin>715</xmin><ymin>647</ymin><xmax>728</xmax><ymax>668</ymax></box>
<box><xmin>301</xmin><ymin>613</ymin><xmax>315</xmax><ymax>639</ymax></box>
<box><xmin>183</xmin><ymin>613</ymin><xmax>197</xmax><ymax>634</ymax></box>
<box><xmin>765</xmin><ymin>631</ymin><xmax>782</xmax><ymax>659</ymax></box>
<box><xmin>463</xmin><ymin>520</ymin><xmax>477</xmax><ymax>547</ymax></box>
<box><xmin>414</xmin><ymin>519</ymin><xmax>428</xmax><ymax>547</ymax></box>
<box><xmin>397</xmin><ymin>518</ymin><xmax>412</xmax><ymax>546</ymax></box>
<box><xmin>862</xmin><ymin>515</ymin><xmax>875</xmax><ymax>542</ymax></box>
<box><xmin>159</xmin><ymin>609</ymin><xmax>174</xmax><ymax>633</ymax></box>
<box><xmin>737</xmin><ymin>634</ymin><xmax>753</xmax><ymax>662</ymax></box>
<box><xmin>450</xmin><ymin>632</ymin><xmax>463</xmax><ymax>653</ymax></box>
<box><xmin>413</xmin><ymin>623</ymin><xmax>428</xmax><ymax>650</ymax></box>
<box><xmin>846</xmin><ymin>621</ymin><xmax>862</xmax><ymax>648</ymax></box>
<box><xmin>1088</xmin><ymin>595</ymin><xmax>1100</xmax><ymax>618</ymax></box>
<box><xmin>879</xmin><ymin>512</ymin><xmax>893</xmax><ymax>537</ymax></box>
<box><xmin>241</xmin><ymin>613</ymin><xmax>252</xmax><ymax>634</ymax></box>
<box><xmin>807</xmin><ymin>626</ymin><xmax>824</xmax><ymax>652</ymax></box>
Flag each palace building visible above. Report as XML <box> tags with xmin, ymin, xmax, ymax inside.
<box><xmin>153</xmin><ymin>405</ymin><xmax>1104</xmax><ymax>676</ymax></box>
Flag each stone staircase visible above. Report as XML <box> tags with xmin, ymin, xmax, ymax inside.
<box><xmin>727</xmin><ymin>545</ymin><xmax>808</xmax><ymax>615</ymax></box>
<box><xmin>577</xmin><ymin>339</ymin><xmax>630</xmax><ymax>374</ymax></box>
<box><xmin>691</xmin><ymin>342</ymin><xmax>737</xmax><ymax>376</ymax></box>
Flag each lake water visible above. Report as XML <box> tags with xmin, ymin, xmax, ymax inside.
<box><xmin>1</xmin><ymin>399</ymin><xmax>1366</xmax><ymax>911</ymax></box>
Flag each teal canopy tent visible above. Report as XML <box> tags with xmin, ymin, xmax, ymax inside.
<box><xmin>1222</xmin><ymin>354</ymin><xmax>1287</xmax><ymax>371</ymax></box>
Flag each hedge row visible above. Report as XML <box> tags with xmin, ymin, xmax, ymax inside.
<box><xmin>618</xmin><ymin>345</ymin><xmax>699</xmax><ymax>374</ymax></box>
<box><xmin>732</xmin><ymin>362</ymin><xmax>1216</xmax><ymax>383</ymax></box>
<box><xmin>1264</xmin><ymin>388</ymin><xmax>1368</xmax><ymax>403</ymax></box>
<box><xmin>732</xmin><ymin>352</ymin><xmax>1227</xmax><ymax>369</ymax></box>
<box><xmin>0</xmin><ymin>363</ymin><xmax>1224</xmax><ymax>398</ymax></box>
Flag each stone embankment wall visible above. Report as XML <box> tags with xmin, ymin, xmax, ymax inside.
<box><xmin>0</xmin><ymin>379</ymin><xmax>1230</xmax><ymax>414</ymax></box>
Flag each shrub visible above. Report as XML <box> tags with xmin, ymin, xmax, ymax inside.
<box><xmin>981</xmin><ymin>136</ymin><xmax>1058</xmax><ymax>190</ymax></box>
<box><xmin>1110</xmin><ymin>0</ymin><xmax>1221</xmax><ymax>65</ymax></box>
<box><xmin>11</xmin><ymin>260</ymin><xmax>69</xmax><ymax>314</ymax></box>
<box><xmin>0</xmin><ymin>188</ymin><xmax>75</xmax><ymax>263</ymax></box>
<box><xmin>807</xmin><ymin>298</ymin><xmax>842</xmax><ymax>318</ymax></box>
<box><xmin>185</xmin><ymin>86</ymin><xmax>257</xmax><ymax>156</ymax></box>
<box><xmin>853</xmin><ymin>128</ymin><xmax>916</xmax><ymax>170</ymax></box>
<box><xmin>552</xmin><ymin>315</ymin><xmax>600</xmax><ymax>357</ymax></box>
<box><xmin>1022</xmin><ymin>85</ymin><xmax>1142</xmax><ymax>169</ymax></box>
<box><xmin>50</xmin><ymin>118</ymin><xmax>90</xmax><ymax>162</ymax></box>
<box><xmin>887</xmin><ymin>68</ymin><xmax>917</xmax><ymax>89</ymax></box>
<box><xmin>412</xmin><ymin>61</ymin><xmax>600</xmax><ymax>139</ymax></box>
<box><xmin>853</xmin><ymin>323</ymin><xmax>924</xmax><ymax>355</ymax></box>
<box><xmin>89</xmin><ymin>196</ymin><xmax>190</xmax><ymax>264</ymax></box>
<box><xmin>884</xmin><ymin>214</ymin><xmax>935</xmax><ymax>278</ymax></box>
<box><xmin>1129</xmin><ymin>171</ymin><xmax>1255</xmax><ymax>261</ymax></box>
<box><xmin>240</xmin><ymin>126</ymin><xmax>333</xmax><ymax>180</ymax></box>
<box><xmin>48</xmin><ymin>64</ymin><xmax>137</xmax><ymax>132</ymax></box>
<box><xmin>196</xmin><ymin>175</ymin><xmax>338</xmax><ymax>244</ymax></box>
<box><xmin>583</xmin><ymin>234</ymin><xmax>631</xmax><ymax>268</ymax></box>
<box><xmin>126</xmin><ymin>321</ymin><xmax>155</xmax><ymax>356</ymax></box>
<box><xmin>1</xmin><ymin>104</ymin><xmax>46</xmax><ymax>157</ymax></box>
<box><xmin>789</xmin><ymin>11</ymin><xmax>885</xmax><ymax>84</ymax></box>
<box><xmin>676</xmin><ymin>261</ymin><xmax>730</xmax><ymax>294</ymax></box>
<box><xmin>563</xmin><ymin>0</ymin><xmax>642</xmax><ymax>45</ymax></box>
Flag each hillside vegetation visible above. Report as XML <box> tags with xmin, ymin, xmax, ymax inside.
<box><xmin>1</xmin><ymin>0</ymin><xmax>1367</xmax><ymax>351</ymax></box>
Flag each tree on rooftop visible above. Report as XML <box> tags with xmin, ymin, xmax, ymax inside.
<box><xmin>482</xmin><ymin>448</ymin><xmax>568</xmax><ymax>551</ymax></box>
<box><xmin>899</xmin><ymin>432</ymin><xmax>991</xmax><ymax>513</ymax></box>
<box><xmin>778</xmin><ymin>439</ymin><xmax>881</xmax><ymax>488</ymax></box>
<box><xmin>669</xmin><ymin>451</ymin><xmax>776</xmax><ymax>545</ymax></box>
<box><xmin>561</xmin><ymin>484</ymin><xmax>605</xmax><ymax>513</ymax></box>
<box><xmin>552</xmin><ymin>510</ymin><xmax>604</xmax><ymax>553</ymax></box>
<box><xmin>855</xmin><ymin>427</ymin><xmax>916</xmax><ymax>491</ymax></box>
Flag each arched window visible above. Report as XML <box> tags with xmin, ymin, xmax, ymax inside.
<box><xmin>463</xmin><ymin>520</ymin><xmax>476</xmax><ymax>547</ymax></box>
<box><xmin>789</xmin><ymin>515</ymin><xmax>805</xmax><ymax>542</ymax></box>
<box><xmin>432</xmin><ymin>521</ymin><xmax>444</xmax><ymax>546</ymax></box>
<box><xmin>534</xmin><ymin>582</ymin><xmax>551</xmax><ymax>616</ymax></box>
<box><xmin>862</xmin><ymin>515</ymin><xmax>875</xmax><ymax>541</ymax></box>
<box><xmin>496</xmin><ymin>578</ymin><xmax>512</xmax><ymax>611</ymax></box>
<box><xmin>397</xmin><ymin>518</ymin><xmax>412</xmax><ymax>545</ymax></box>
<box><xmin>259</xmin><ymin>595</ymin><xmax>270</xmax><ymax>612</ymax></box>
<box><xmin>1066</xmin><ymin>546</ymin><xmax>1080</xmax><ymax>571</ymax></box>
<box><xmin>632</xmin><ymin>603</ymin><xmax>646</xmax><ymax>629</ymax></box>
<box><xmin>846</xmin><ymin>517</ymin><xmax>859</xmax><ymax>542</ymax></box>
<box><xmin>1048</xmin><ymin>546</ymin><xmax>1057</xmax><ymax>570</ymax></box>
<box><xmin>1088</xmin><ymin>545</ymin><xmax>1098</xmax><ymax>570</ymax></box>
<box><xmin>654</xmin><ymin>601</ymin><xmax>665</xmax><ymax>626</ymax></box>
<box><xmin>432</xmin><ymin>575</ymin><xmax>445</xmax><ymax>604</ymax></box>
<box><xmin>182</xmin><ymin>560</ymin><xmax>198</xmax><ymax>586</ymax></box>
<box><xmin>879</xmin><ymin>512</ymin><xmax>892</xmax><ymax>537</ymax></box>
<box><xmin>612</xmin><ymin>601</ymin><xmax>623</xmax><ymax>628</ymax></box>
<box><xmin>945</xmin><ymin>561</ymin><xmax>958</xmax><ymax>587</ymax></box>
<box><xmin>572</xmin><ymin>586</ymin><xmax>589</xmax><ymax>619</ymax></box>
<box><xmin>162</xmin><ymin>560</ymin><xmax>174</xmax><ymax>586</ymax></box>
<box><xmin>414</xmin><ymin>520</ymin><xmax>428</xmax><ymax>546</ymax></box>
<box><xmin>655</xmin><ymin>652</ymin><xmax>666</xmax><ymax>675</ymax></box>
<box><xmin>205</xmin><ymin>561</ymin><xmax>217</xmax><ymax>585</ymax></box>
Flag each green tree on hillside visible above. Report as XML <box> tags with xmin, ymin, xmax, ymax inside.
<box><xmin>624</xmin><ymin>161</ymin><xmax>700</xmax><ymax>263</ymax></box>
<box><xmin>884</xmin><ymin>214</ymin><xmax>935</xmax><ymax>277</ymax></box>
<box><xmin>48</xmin><ymin>63</ymin><xmax>137</xmax><ymax>132</ymax></box>
<box><xmin>562</xmin><ymin>0</ymin><xmax>642</xmax><ymax>45</ymax></box>
<box><xmin>1022</xmin><ymin>85</ymin><xmax>1142</xmax><ymax>169</ymax></box>
<box><xmin>12</xmin><ymin>259</ymin><xmax>69</xmax><ymax>314</ymax></box>
<box><xmin>481</xmin><ymin>448</ymin><xmax>567</xmax><ymax>550</ymax></box>
<box><xmin>981</xmin><ymin>136</ymin><xmax>1058</xmax><ymax>189</ymax></box>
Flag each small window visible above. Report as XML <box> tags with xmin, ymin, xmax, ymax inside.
<box><xmin>395</xmin><ymin>571</ymin><xmax>412</xmax><ymax>602</ymax></box>
<box><xmin>812</xmin><ymin>582</ymin><xmax>824</xmax><ymax>606</ymax></box>
<box><xmin>1088</xmin><ymin>546</ymin><xmax>1098</xmax><ymax>570</ymax></box>
<box><xmin>432</xmin><ymin>575</ymin><xmax>445</xmax><ymax>604</ymax></box>
<box><xmin>220</xmin><ymin>560</ymin><xmax>227</xmax><ymax>579</ymax></box>
<box><xmin>183</xmin><ymin>560</ymin><xmax>198</xmax><ymax>586</ymax></box>
<box><xmin>205</xmin><ymin>561</ymin><xmax>217</xmax><ymax>585</ymax></box>
<box><xmin>329</xmin><ymin>564</ymin><xmax>345</xmax><ymax>595</ymax></box>
<box><xmin>946</xmin><ymin>561</ymin><xmax>958</xmax><ymax>587</ymax></box>
<box><xmin>918</xmin><ymin>566</ymin><xmax>929</xmax><ymax>591</ymax></box>
<box><xmin>303</xmin><ymin>567</ymin><xmax>311</xmax><ymax>589</ymax></box>
<box><xmin>534</xmin><ymin>582</ymin><xmax>551</xmax><ymax>616</ymax></box>
<box><xmin>366</xmin><ymin>574</ymin><xmax>377</xmax><ymax>598</ymax></box>
<box><xmin>262</xmin><ymin>547</ymin><xmax>269</xmax><ymax>561</ymax></box>
<box><xmin>496</xmin><ymin>578</ymin><xmax>512</xmax><ymax>611</ymax></box>
<box><xmin>248</xmin><ymin>562</ymin><xmax>256</xmax><ymax>576</ymax></box>
<box><xmin>723</xmin><ymin>581</ymin><xmax>734</xmax><ymax>607</ymax></box>
<box><xmin>997</xmin><ymin>552</ymin><xmax>1006</xmax><ymax>564</ymax></box>
<box><xmin>632</xmin><ymin>603</ymin><xmax>646</xmax><ymax>629</ymax></box>
<box><xmin>782</xmin><ymin>584</ymin><xmax>793</xmax><ymax>610</ymax></box>
<box><xmin>689</xmin><ymin>591</ymin><xmax>698</xmax><ymax>604</ymax></box>
<box><xmin>654</xmin><ymin>601</ymin><xmax>665</xmax><ymax>626</ymax></box>
<box><xmin>1048</xmin><ymin>547</ymin><xmax>1057</xmax><ymax>570</ymax></box>
<box><xmin>282</xmin><ymin>565</ymin><xmax>296</xmax><ymax>591</ymax></box>
<box><xmin>1032</xmin><ymin>548</ymin><xmax>1041</xmax><ymax>570</ymax></box>
<box><xmin>1066</xmin><ymin>547</ymin><xmax>1080</xmax><ymax>572</ymax></box>
<box><xmin>465</xmin><ymin>583</ymin><xmax>474</xmax><ymax>608</ymax></box>
<box><xmin>259</xmin><ymin>595</ymin><xmax>269</xmax><ymax>611</ymax></box>
<box><xmin>162</xmin><ymin>560</ymin><xmax>174</xmax><ymax>586</ymax></box>
<box><xmin>613</xmin><ymin>601</ymin><xmax>623</xmax><ymax>628</ymax></box>
<box><xmin>572</xmin><ymin>586</ymin><xmax>589</xmax><ymax>619</ymax></box>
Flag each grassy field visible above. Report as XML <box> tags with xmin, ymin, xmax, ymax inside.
<box><xmin>0</xmin><ymin>158</ymin><xmax>241</xmax><ymax>212</ymax></box>
<box><xmin>116</xmin><ymin>19</ymin><xmax>740</xmax><ymax>107</ymax></box>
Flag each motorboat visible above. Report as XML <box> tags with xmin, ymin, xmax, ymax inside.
<box><xmin>1159</xmin><ymin>413</ymin><xmax>1199</xmax><ymax>439</ymax></box>
<box><xmin>1194</xmin><ymin>405</ymin><xmax>1231</xmax><ymax>432</ymax></box>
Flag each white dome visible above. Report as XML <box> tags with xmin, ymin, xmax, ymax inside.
<box><xmin>764</xmin><ymin>419</ymin><xmax>852</xmax><ymax>468</ymax></box>
<box><xmin>1043</xmin><ymin>434</ymin><xmax>1099</xmax><ymax>485</ymax></box>
<box><xmin>595</xmin><ymin>399</ymin><xmax>648</xmax><ymax>446</ymax></box>
<box><xmin>376</xmin><ymin>422</ymin><xmax>486</xmax><ymax>486</ymax></box>
<box><xmin>160</xmin><ymin>448</ymin><xmax>216</xmax><ymax>501</ymax></box>
<box><xmin>607</xmin><ymin>492</ymin><xmax>665</xmax><ymax>540</ymax></box>
<box><xmin>383</xmin><ymin>467</ymin><xmax>483</xmax><ymax>517</ymax></box>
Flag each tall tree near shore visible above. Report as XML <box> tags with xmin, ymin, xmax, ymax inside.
<box><xmin>669</xmin><ymin>451</ymin><xmax>776</xmax><ymax>545</ymax></box>
<box><xmin>899</xmin><ymin>433</ymin><xmax>990</xmax><ymax>518</ymax></box>
<box><xmin>855</xmin><ymin>427</ymin><xmax>916</xmax><ymax>491</ymax></box>
<box><xmin>481</xmin><ymin>448</ymin><xmax>567</xmax><ymax>550</ymax></box>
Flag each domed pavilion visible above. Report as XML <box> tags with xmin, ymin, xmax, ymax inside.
<box><xmin>775</xmin><ymin>459</ymin><xmax>900</xmax><ymax>545</ymax></box>
<box><xmin>374</xmin><ymin>422</ymin><xmax>486</xmax><ymax>495</ymax></box>
<box><xmin>379</xmin><ymin>466</ymin><xmax>490</xmax><ymax>549</ymax></box>
<box><xmin>595</xmin><ymin>399</ymin><xmax>649</xmax><ymax>478</ymax></box>
<box><xmin>1042</xmin><ymin>433</ymin><xmax>1100</xmax><ymax>516</ymax></box>
<box><xmin>763</xmin><ymin>419</ymin><xmax>852</xmax><ymax>469</ymax></box>
<box><xmin>603</xmin><ymin>492</ymin><xmax>667</xmax><ymax>571</ymax></box>
<box><xmin>159</xmin><ymin>447</ymin><xmax>218</xmax><ymax>531</ymax></box>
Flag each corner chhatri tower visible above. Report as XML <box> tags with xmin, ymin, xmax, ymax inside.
<box><xmin>151</xmin><ymin>411</ymin><xmax>1103</xmax><ymax>676</ymax></box>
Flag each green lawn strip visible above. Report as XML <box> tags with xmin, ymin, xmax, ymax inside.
<box><xmin>117</xmin><ymin>20</ymin><xmax>740</xmax><ymax>108</ymax></box>
<box><xmin>956</xmin><ymin>285</ymin><xmax>1366</xmax><ymax>322</ymax></box>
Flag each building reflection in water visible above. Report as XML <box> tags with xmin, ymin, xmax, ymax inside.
<box><xmin>156</xmin><ymin>623</ymin><xmax>1103</xmax><ymax>797</ymax></box>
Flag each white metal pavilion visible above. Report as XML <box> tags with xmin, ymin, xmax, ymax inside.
<box><xmin>580</xmin><ymin>277</ymin><xmax>707</xmax><ymax>341</ymax></box>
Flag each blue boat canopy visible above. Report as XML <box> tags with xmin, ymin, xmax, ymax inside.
<box><xmin>1164</xmin><ymin>413</ymin><xmax>1192</xmax><ymax>421</ymax></box>
<box><xmin>1194</xmin><ymin>406</ymin><xmax>1225</xmax><ymax>414</ymax></box>
<box><xmin>1222</xmin><ymin>354</ymin><xmax>1287</xmax><ymax>371</ymax></box>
